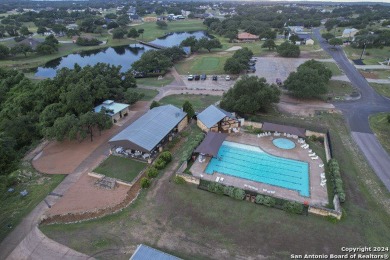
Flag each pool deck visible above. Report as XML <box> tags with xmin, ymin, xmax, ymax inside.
<box><xmin>190</xmin><ymin>133</ymin><xmax>328</xmax><ymax>206</ymax></box>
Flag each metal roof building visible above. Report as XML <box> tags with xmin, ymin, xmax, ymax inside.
<box><xmin>197</xmin><ymin>105</ymin><xmax>235</xmax><ymax>129</ymax></box>
<box><xmin>194</xmin><ymin>132</ymin><xmax>227</xmax><ymax>157</ymax></box>
<box><xmin>94</xmin><ymin>100</ymin><xmax>129</xmax><ymax>117</ymax></box>
<box><xmin>130</xmin><ymin>244</ymin><xmax>181</xmax><ymax>260</ymax></box>
<box><xmin>109</xmin><ymin>105</ymin><xmax>187</xmax><ymax>153</ymax></box>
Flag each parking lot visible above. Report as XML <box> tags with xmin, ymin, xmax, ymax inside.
<box><xmin>180</xmin><ymin>75</ymin><xmax>236</xmax><ymax>90</ymax></box>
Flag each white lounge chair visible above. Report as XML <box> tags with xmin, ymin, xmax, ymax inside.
<box><xmin>319</xmin><ymin>164</ymin><xmax>324</xmax><ymax>168</ymax></box>
<box><xmin>263</xmin><ymin>188</ymin><xmax>267</xmax><ymax>192</ymax></box>
<box><xmin>200</xmin><ymin>174</ymin><xmax>204</xmax><ymax>178</ymax></box>
<box><xmin>301</xmin><ymin>144</ymin><xmax>307</xmax><ymax>148</ymax></box>
<box><xmin>320</xmin><ymin>173</ymin><xmax>325</xmax><ymax>178</ymax></box>
<box><xmin>311</xmin><ymin>156</ymin><xmax>319</xmax><ymax>160</ymax></box>
<box><xmin>216</xmin><ymin>177</ymin><xmax>220</xmax><ymax>182</ymax></box>
<box><xmin>309</xmin><ymin>153</ymin><xmax>316</xmax><ymax>156</ymax></box>
<box><xmin>308</xmin><ymin>149</ymin><xmax>312</xmax><ymax>153</ymax></box>
<box><xmin>304</xmin><ymin>145</ymin><xmax>309</xmax><ymax>149</ymax></box>
<box><xmin>220</xmin><ymin>177</ymin><xmax>224</xmax><ymax>182</ymax></box>
<box><xmin>320</xmin><ymin>182</ymin><xmax>326</xmax><ymax>187</ymax></box>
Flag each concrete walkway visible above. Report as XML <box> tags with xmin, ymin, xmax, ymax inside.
<box><xmin>366</xmin><ymin>79</ymin><xmax>390</xmax><ymax>84</ymax></box>
<box><xmin>355</xmin><ymin>65</ymin><xmax>390</xmax><ymax>70</ymax></box>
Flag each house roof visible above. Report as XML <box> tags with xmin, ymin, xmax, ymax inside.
<box><xmin>94</xmin><ymin>100</ymin><xmax>129</xmax><ymax>116</ymax></box>
<box><xmin>197</xmin><ymin>105</ymin><xmax>235</xmax><ymax>129</ymax></box>
<box><xmin>296</xmin><ymin>33</ymin><xmax>312</xmax><ymax>40</ymax></box>
<box><xmin>18</xmin><ymin>38</ymin><xmax>43</xmax><ymax>50</ymax></box>
<box><xmin>262</xmin><ymin>122</ymin><xmax>306</xmax><ymax>137</ymax></box>
<box><xmin>130</xmin><ymin>244</ymin><xmax>181</xmax><ymax>260</ymax></box>
<box><xmin>343</xmin><ymin>28</ymin><xmax>358</xmax><ymax>35</ymax></box>
<box><xmin>194</xmin><ymin>132</ymin><xmax>227</xmax><ymax>157</ymax></box>
<box><xmin>237</xmin><ymin>32</ymin><xmax>259</xmax><ymax>40</ymax></box>
<box><xmin>109</xmin><ymin>105</ymin><xmax>187</xmax><ymax>152</ymax></box>
<box><xmin>182</xmin><ymin>46</ymin><xmax>191</xmax><ymax>55</ymax></box>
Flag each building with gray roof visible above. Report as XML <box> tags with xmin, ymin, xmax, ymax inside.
<box><xmin>130</xmin><ymin>244</ymin><xmax>181</xmax><ymax>260</ymax></box>
<box><xmin>197</xmin><ymin>105</ymin><xmax>239</xmax><ymax>133</ymax></box>
<box><xmin>109</xmin><ymin>105</ymin><xmax>187</xmax><ymax>153</ymax></box>
<box><xmin>94</xmin><ymin>100</ymin><xmax>130</xmax><ymax>123</ymax></box>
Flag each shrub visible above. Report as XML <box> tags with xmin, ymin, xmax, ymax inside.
<box><xmin>146</xmin><ymin>167</ymin><xmax>158</xmax><ymax>178</ymax></box>
<box><xmin>233</xmin><ymin>188</ymin><xmax>245</xmax><ymax>200</ymax></box>
<box><xmin>327</xmin><ymin>159</ymin><xmax>346</xmax><ymax>203</ymax></box>
<box><xmin>154</xmin><ymin>158</ymin><xmax>166</xmax><ymax>170</ymax></box>
<box><xmin>283</xmin><ymin>201</ymin><xmax>304</xmax><ymax>214</ymax></box>
<box><xmin>326</xmin><ymin>215</ymin><xmax>339</xmax><ymax>223</ymax></box>
<box><xmin>140</xmin><ymin>177</ymin><xmax>151</xmax><ymax>188</ymax></box>
<box><xmin>159</xmin><ymin>151</ymin><xmax>172</xmax><ymax>163</ymax></box>
<box><xmin>208</xmin><ymin>182</ymin><xmax>225</xmax><ymax>195</ymax></box>
<box><xmin>224</xmin><ymin>186</ymin><xmax>235</xmax><ymax>197</ymax></box>
<box><xmin>255</xmin><ymin>194</ymin><xmax>265</xmax><ymax>204</ymax></box>
<box><xmin>263</xmin><ymin>196</ymin><xmax>276</xmax><ymax>207</ymax></box>
<box><xmin>309</xmin><ymin>135</ymin><xmax>318</xmax><ymax>142</ymax></box>
<box><xmin>173</xmin><ymin>176</ymin><xmax>186</xmax><ymax>184</ymax></box>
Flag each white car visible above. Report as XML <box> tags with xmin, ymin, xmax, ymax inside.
<box><xmin>225</xmin><ymin>75</ymin><xmax>231</xmax><ymax>81</ymax></box>
<box><xmin>188</xmin><ymin>75</ymin><xmax>194</xmax><ymax>81</ymax></box>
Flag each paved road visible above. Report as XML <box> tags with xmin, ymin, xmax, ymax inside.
<box><xmin>314</xmin><ymin>28</ymin><xmax>390</xmax><ymax>191</ymax></box>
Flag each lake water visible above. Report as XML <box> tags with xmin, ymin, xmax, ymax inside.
<box><xmin>34</xmin><ymin>31</ymin><xmax>208</xmax><ymax>78</ymax></box>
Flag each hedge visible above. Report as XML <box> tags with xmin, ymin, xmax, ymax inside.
<box><xmin>181</xmin><ymin>133</ymin><xmax>205</xmax><ymax>163</ymax></box>
<box><xmin>146</xmin><ymin>167</ymin><xmax>158</xmax><ymax>178</ymax></box>
<box><xmin>159</xmin><ymin>151</ymin><xmax>172</xmax><ymax>163</ymax></box>
<box><xmin>154</xmin><ymin>158</ymin><xmax>166</xmax><ymax>170</ymax></box>
<box><xmin>327</xmin><ymin>159</ymin><xmax>345</xmax><ymax>202</ymax></box>
<box><xmin>173</xmin><ymin>176</ymin><xmax>186</xmax><ymax>184</ymax></box>
<box><xmin>140</xmin><ymin>177</ymin><xmax>151</xmax><ymax>188</ymax></box>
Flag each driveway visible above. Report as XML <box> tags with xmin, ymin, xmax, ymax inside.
<box><xmin>314</xmin><ymin>28</ymin><xmax>390</xmax><ymax>191</ymax></box>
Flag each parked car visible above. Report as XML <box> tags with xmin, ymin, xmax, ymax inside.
<box><xmin>194</xmin><ymin>74</ymin><xmax>200</xmax><ymax>80</ymax></box>
<box><xmin>247</xmin><ymin>66</ymin><xmax>256</xmax><ymax>73</ymax></box>
<box><xmin>212</xmin><ymin>75</ymin><xmax>218</xmax><ymax>81</ymax></box>
<box><xmin>250</xmin><ymin>57</ymin><xmax>257</xmax><ymax>62</ymax></box>
<box><xmin>188</xmin><ymin>75</ymin><xmax>194</xmax><ymax>81</ymax></box>
<box><xmin>200</xmin><ymin>74</ymin><xmax>207</xmax><ymax>80</ymax></box>
<box><xmin>276</xmin><ymin>78</ymin><xmax>282</xmax><ymax>86</ymax></box>
<box><xmin>248</xmin><ymin>61</ymin><xmax>256</xmax><ymax>66</ymax></box>
<box><xmin>225</xmin><ymin>75</ymin><xmax>231</xmax><ymax>81</ymax></box>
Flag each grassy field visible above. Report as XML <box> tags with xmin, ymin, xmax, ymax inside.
<box><xmin>175</xmin><ymin>53</ymin><xmax>232</xmax><ymax>75</ymax></box>
<box><xmin>131</xmin><ymin>20</ymin><xmax>207</xmax><ymax>42</ymax></box>
<box><xmin>369</xmin><ymin>113</ymin><xmax>390</xmax><ymax>155</ymax></box>
<box><xmin>159</xmin><ymin>94</ymin><xmax>221</xmax><ymax>111</ymax></box>
<box><xmin>344</xmin><ymin>45</ymin><xmax>390</xmax><ymax>65</ymax></box>
<box><xmin>370</xmin><ymin>83</ymin><xmax>390</xmax><ymax>98</ymax></box>
<box><xmin>322</xmin><ymin>62</ymin><xmax>343</xmax><ymax>76</ymax></box>
<box><xmin>359</xmin><ymin>69</ymin><xmax>390</xmax><ymax>80</ymax></box>
<box><xmin>326</xmin><ymin>80</ymin><xmax>355</xmax><ymax>100</ymax></box>
<box><xmin>0</xmin><ymin>162</ymin><xmax>65</xmax><ymax>242</ymax></box>
<box><xmin>132</xmin><ymin>88</ymin><xmax>158</xmax><ymax>101</ymax></box>
<box><xmin>94</xmin><ymin>156</ymin><xmax>146</xmax><ymax>183</ymax></box>
<box><xmin>40</xmin><ymin>112</ymin><xmax>390</xmax><ymax>259</ymax></box>
<box><xmin>136</xmin><ymin>74</ymin><xmax>174</xmax><ymax>87</ymax></box>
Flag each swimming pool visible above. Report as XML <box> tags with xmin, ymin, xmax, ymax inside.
<box><xmin>273</xmin><ymin>138</ymin><xmax>296</xmax><ymax>149</ymax></box>
<box><xmin>205</xmin><ymin>141</ymin><xmax>310</xmax><ymax>197</ymax></box>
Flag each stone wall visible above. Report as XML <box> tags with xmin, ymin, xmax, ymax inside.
<box><xmin>308</xmin><ymin>195</ymin><xmax>342</xmax><ymax>220</ymax></box>
<box><xmin>176</xmin><ymin>173</ymin><xmax>200</xmax><ymax>185</ymax></box>
<box><xmin>243</xmin><ymin>121</ymin><xmax>263</xmax><ymax>129</ymax></box>
<box><xmin>197</xmin><ymin>119</ymin><xmax>209</xmax><ymax>132</ymax></box>
<box><xmin>176</xmin><ymin>161</ymin><xmax>187</xmax><ymax>174</ymax></box>
<box><xmin>305</xmin><ymin>130</ymin><xmax>325</xmax><ymax>138</ymax></box>
<box><xmin>177</xmin><ymin>116</ymin><xmax>188</xmax><ymax>132</ymax></box>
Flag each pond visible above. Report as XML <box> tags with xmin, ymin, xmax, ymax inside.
<box><xmin>34</xmin><ymin>31</ymin><xmax>209</xmax><ymax>78</ymax></box>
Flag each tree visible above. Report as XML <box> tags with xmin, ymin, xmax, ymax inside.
<box><xmin>94</xmin><ymin>26</ymin><xmax>104</xmax><ymax>36</ymax></box>
<box><xmin>105</xmin><ymin>13</ymin><xmax>117</xmax><ymax>19</ymax></box>
<box><xmin>138</xmin><ymin>28</ymin><xmax>145</xmax><ymax>40</ymax></box>
<box><xmin>37</xmin><ymin>26</ymin><xmax>47</xmax><ymax>35</ymax></box>
<box><xmin>289</xmin><ymin>34</ymin><xmax>300</xmax><ymax>44</ymax></box>
<box><xmin>0</xmin><ymin>44</ymin><xmax>9</xmax><ymax>59</ymax></box>
<box><xmin>322</xmin><ymin>32</ymin><xmax>335</xmax><ymax>42</ymax></box>
<box><xmin>150</xmin><ymin>100</ymin><xmax>161</xmax><ymax>109</ymax></box>
<box><xmin>127</xmin><ymin>28</ymin><xmax>139</xmax><ymax>38</ymax></box>
<box><xmin>262</xmin><ymin>39</ymin><xmax>276</xmax><ymax>50</ymax></box>
<box><xmin>124</xmin><ymin>89</ymin><xmax>144</xmax><ymax>104</ymax></box>
<box><xmin>180</xmin><ymin>36</ymin><xmax>199</xmax><ymax>52</ymax></box>
<box><xmin>45</xmin><ymin>114</ymin><xmax>80</xmax><ymax>141</ymax></box>
<box><xmin>224</xmin><ymin>57</ymin><xmax>246</xmax><ymax>74</ymax></box>
<box><xmin>198</xmin><ymin>38</ymin><xmax>222</xmax><ymax>52</ymax></box>
<box><xmin>329</xmin><ymin>38</ymin><xmax>343</xmax><ymax>47</ymax></box>
<box><xmin>0</xmin><ymin>133</ymin><xmax>17</xmax><ymax>175</ymax></box>
<box><xmin>220</xmin><ymin>76</ymin><xmax>281</xmax><ymax>114</ymax></box>
<box><xmin>156</xmin><ymin>20</ymin><xmax>168</xmax><ymax>28</ymax></box>
<box><xmin>36</xmin><ymin>44</ymin><xmax>55</xmax><ymax>55</ymax></box>
<box><xmin>117</xmin><ymin>14</ymin><xmax>130</xmax><ymax>26</ymax></box>
<box><xmin>19</xmin><ymin>26</ymin><xmax>31</xmax><ymax>36</ymax></box>
<box><xmin>107</xmin><ymin>21</ymin><xmax>119</xmax><ymax>30</ymax></box>
<box><xmin>387</xmin><ymin>114</ymin><xmax>390</xmax><ymax>124</ymax></box>
<box><xmin>132</xmin><ymin>50</ymin><xmax>173</xmax><ymax>75</ymax></box>
<box><xmin>182</xmin><ymin>100</ymin><xmax>194</xmax><ymax>121</ymax></box>
<box><xmin>160</xmin><ymin>46</ymin><xmax>186</xmax><ymax>62</ymax></box>
<box><xmin>10</xmin><ymin>44</ymin><xmax>33</xmax><ymax>57</ymax></box>
<box><xmin>112</xmin><ymin>27</ymin><xmax>127</xmax><ymax>39</ymax></box>
<box><xmin>277</xmin><ymin>41</ymin><xmax>300</xmax><ymax>57</ymax></box>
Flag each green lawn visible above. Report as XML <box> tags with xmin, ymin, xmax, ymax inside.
<box><xmin>175</xmin><ymin>53</ymin><xmax>232</xmax><ymax>75</ymax></box>
<box><xmin>359</xmin><ymin>69</ymin><xmax>390</xmax><ymax>80</ymax></box>
<box><xmin>370</xmin><ymin>83</ymin><xmax>390</xmax><ymax>98</ymax></box>
<box><xmin>40</xmin><ymin>113</ymin><xmax>390</xmax><ymax>259</ymax></box>
<box><xmin>159</xmin><ymin>94</ymin><xmax>221</xmax><ymax>112</ymax></box>
<box><xmin>326</xmin><ymin>80</ymin><xmax>355</xmax><ymax>100</ymax></box>
<box><xmin>131</xmin><ymin>20</ymin><xmax>207</xmax><ymax>42</ymax></box>
<box><xmin>369</xmin><ymin>113</ymin><xmax>390</xmax><ymax>155</ymax></box>
<box><xmin>132</xmin><ymin>88</ymin><xmax>158</xmax><ymax>101</ymax></box>
<box><xmin>136</xmin><ymin>74</ymin><xmax>174</xmax><ymax>87</ymax></box>
<box><xmin>94</xmin><ymin>156</ymin><xmax>146</xmax><ymax>183</ymax></box>
<box><xmin>322</xmin><ymin>62</ymin><xmax>343</xmax><ymax>76</ymax></box>
<box><xmin>0</xmin><ymin>163</ymin><xmax>65</xmax><ymax>242</ymax></box>
<box><xmin>344</xmin><ymin>45</ymin><xmax>390</xmax><ymax>65</ymax></box>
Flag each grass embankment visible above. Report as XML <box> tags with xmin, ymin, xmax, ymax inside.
<box><xmin>370</xmin><ymin>83</ymin><xmax>390</xmax><ymax>98</ymax></box>
<box><xmin>131</xmin><ymin>19</ymin><xmax>207</xmax><ymax>42</ymax></box>
<box><xmin>326</xmin><ymin>80</ymin><xmax>355</xmax><ymax>100</ymax></box>
<box><xmin>359</xmin><ymin>69</ymin><xmax>390</xmax><ymax>80</ymax></box>
<box><xmin>344</xmin><ymin>45</ymin><xmax>390</xmax><ymax>65</ymax></box>
<box><xmin>175</xmin><ymin>52</ymin><xmax>232</xmax><ymax>75</ymax></box>
<box><xmin>132</xmin><ymin>88</ymin><xmax>159</xmax><ymax>101</ymax></box>
<box><xmin>0</xmin><ymin>162</ymin><xmax>65</xmax><ymax>242</ymax></box>
<box><xmin>40</xmin><ymin>112</ymin><xmax>390</xmax><ymax>259</ymax></box>
<box><xmin>136</xmin><ymin>74</ymin><xmax>174</xmax><ymax>87</ymax></box>
<box><xmin>94</xmin><ymin>156</ymin><xmax>147</xmax><ymax>183</ymax></box>
<box><xmin>159</xmin><ymin>94</ymin><xmax>221</xmax><ymax>111</ymax></box>
<box><xmin>369</xmin><ymin>113</ymin><xmax>390</xmax><ymax>155</ymax></box>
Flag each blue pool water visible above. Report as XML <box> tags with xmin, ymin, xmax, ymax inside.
<box><xmin>205</xmin><ymin>141</ymin><xmax>310</xmax><ymax>197</ymax></box>
<box><xmin>273</xmin><ymin>138</ymin><xmax>296</xmax><ymax>150</ymax></box>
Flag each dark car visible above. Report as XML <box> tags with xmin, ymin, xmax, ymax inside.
<box><xmin>248</xmin><ymin>61</ymin><xmax>256</xmax><ymax>66</ymax></box>
<box><xmin>212</xmin><ymin>75</ymin><xmax>218</xmax><ymax>81</ymax></box>
<box><xmin>200</xmin><ymin>74</ymin><xmax>207</xmax><ymax>80</ymax></box>
<box><xmin>194</xmin><ymin>74</ymin><xmax>200</xmax><ymax>80</ymax></box>
<box><xmin>247</xmin><ymin>66</ymin><xmax>256</xmax><ymax>73</ymax></box>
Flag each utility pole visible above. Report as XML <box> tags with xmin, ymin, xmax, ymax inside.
<box><xmin>360</xmin><ymin>42</ymin><xmax>366</xmax><ymax>60</ymax></box>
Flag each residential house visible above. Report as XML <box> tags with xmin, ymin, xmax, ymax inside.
<box><xmin>342</xmin><ymin>28</ymin><xmax>359</xmax><ymax>38</ymax></box>
<box><xmin>237</xmin><ymin>32</ymin><xmax>259</xmax><ymax>42</ymax></box>
<box><xmin>94</xmin><ymin>100</ymin><xmax>130</xmax><ymax>123</ymax></box>
<box><xmin>197</xmin><ymin>105</ymin><xmax>240</xmax><ymax>133</ymax></box>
